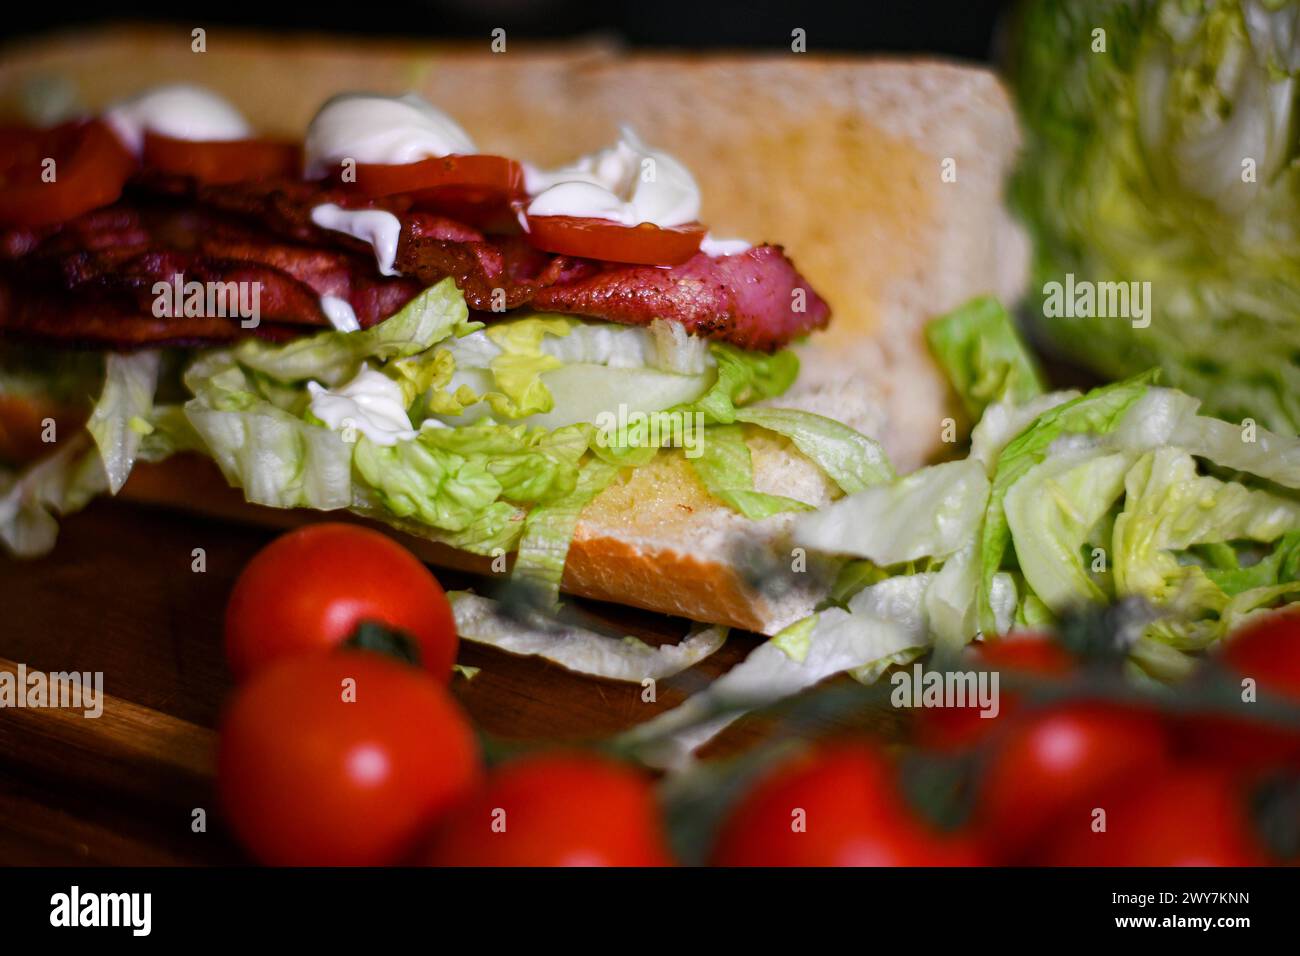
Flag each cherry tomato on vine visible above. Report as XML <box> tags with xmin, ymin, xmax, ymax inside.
<box><xmin>1180</xmin><ymin>609</ymin><xmax>1300</xmax><ymax>770</ymax></box>
<box><xmin>914</xmin><ymin>632</ymin><xmax>1076</xmax><ymax>750</ymax></box>
<box><xmin>710</xmin><ymin>741</ymin><xmax>986</xmax><ymax>866</ymax></box>
<box><xmin>423</xmin><ymin>753</ymin><xmax>673</xmax><ymax>867</ymax></box>
<box><xmin>974</xmin><ymin>702</ymin><xmax>1170</xmax><ymax>862</ymax></box>
<box><xmin>1044</xmin><ymin>765</ymin><xmax>1274</xmax><ymax>866</ymax></box>
<box><xmin>224</xmin><ymin>523</ymin><xmax>458</xmax><ymax>682</ymax></box>
<box><xmin>218</xmin><ymin>651</ymin><xmax>481</xmax><ymax>866</ymax></box>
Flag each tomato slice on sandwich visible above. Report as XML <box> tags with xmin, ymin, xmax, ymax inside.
<box><xmin>524</xmin><ymin>215</ymin><xmax>705</xmax><ymax>266</ymax></box>
<box><xmin>142</xmin><ymin>132</ymin><xmax>301</xmax><ymax>184</ymax></box>
<box><xmin>339</xmin><ymin>154</ymin><xmax>526</xmax><ymax>231</ymax></box>
<box><xmin>344</xmin><ymin>154</ymin><xmax>525</xmax><ymax>199</ymax></box>
<box><xmin>0</xmin><ymin>120</ymin><xmax>136</xmax><ymax>227</ymax></box>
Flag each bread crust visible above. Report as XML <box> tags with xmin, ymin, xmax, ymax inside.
<box><xmin>0</xmin><ymin>28</ymin><xmax>1030</xmax><ymax>634</ymax></box>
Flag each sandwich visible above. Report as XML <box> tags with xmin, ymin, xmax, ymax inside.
<box><xmin>0</xmin><ymin>27</ymin><xmax>1028</xmax><ymax>635</ymax></box>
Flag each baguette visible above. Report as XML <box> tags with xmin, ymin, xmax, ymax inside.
<box><xmin>0</xmin><ymin>27</ymin><xmax>1029</xmax><ymax>633</ymax></box>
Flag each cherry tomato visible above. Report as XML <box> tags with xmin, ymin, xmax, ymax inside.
<box><xmin>1221</xmin><ymin>608</ymin><xmax>1300</xmax><ymax>701</ymax></box>
<box><xmin>142</xmin><ymin>132</ymin><xmax>300</xmax><ymax>184</ymax></box>
<box><xmin>1180</xmin><ymin>609</ymin><xmax>1300</xmax><ymax>770</ymax></box>
<box><xmin>1044</xmin><ymin>766</ymin><xmax>1272</xmax><ymax>866</ymax></box>
<box><xmin>0</xmin><ymin>121</ymin><xmax>135</xmax><ymax>227</ymax></box>
<box><xmin>218</xmin><ymin>651</ymin><xmax>481</xmax><ymax>866</ymax></box>
<box><xmin>423</xmin><ymin>753</ymin><xmax>673</xmax><ymax>867</ymax></box>
<box><xmin>914</xmin><ymin>632</ymin><xmax>1075</xmax><ymax>750</ymax></box>
<box><xmin>344</xmin><ymin>153</ymin><xmax>525</xmax><ymax>200</ymax></box>
<box><xmin>524</xmin><ymin>214</ymin><xmax>705</xmax><ymax>266</ymax></box>
<box><xmin>710</xmin><ymin>741</ymin><xmax>986</xmax><ymax>866</ymax></box>
<box><xmin>224</xmin><ymin>523</ymin><xmax>458</xmax><ymax>682</ymax></box>
<box><xmin>975</xmin><ymin>702</ymin><xmax>1170</xmax><ymax>862</ymax></box>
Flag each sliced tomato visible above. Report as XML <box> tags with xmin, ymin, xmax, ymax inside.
<box><xmin>344</xmin><ymin>154</ymin><xmax>525</xmax><ymax>199</ymax></box>
<box><xmin>142</xmin><ymin>132</ymin><xmax>300</xmax><ymax>184</ymax></box>
<box><xmin>0</xmin><ymin>121</ymin><xmax>135</xmax><ymax>227</ymax></box>
<box><xmin>524</xmin><ymin>215</ymin><xmax>705</xmax><ymax>266</ymax></box>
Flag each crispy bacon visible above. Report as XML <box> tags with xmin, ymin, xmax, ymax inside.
<box><xmin>1</xmin><ymin>174</ymin><xmax>831</xmax><ymax>351</ymax></box>
<box><xmin>1</xmin><ymin>202</ymin><xmax>421</xmax><ymax>334</ymax></box>
<box><xmin>530</xmin><ymin>247</ymin><xmax>830</xmax><ymax>350</ymax></box>
<box><xmin>0</xmin><ymin>278</ymin><xmax>301</xmax><ymax>348</ymax></box>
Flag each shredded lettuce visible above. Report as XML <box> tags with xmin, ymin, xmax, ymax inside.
<box><xmin>449</xmin><ymin>591</ymin><xmax>726</xmax><ymax>681</ymax></box>
<box><xmin>1113</xmin><ymin>447</ymin><xmax>1300</xmax><ymax>614</ymax></box>
<box><xmin>1202</xmin><ymin>531</ymin><xmax>1300</xmax><ymax>597</ymax></box>
<box><xmin>185</xmin><ymin>354</ymin><xmax>355</xmax><ymax>511</ymax></box>
<box><xmin>1010</xmin><ymin>0</ymin><xmax>1300</xmax><ymax>433</ymax></box>
<box><xmin>969</xmin><ymin>391</ymin><xmax>1080</xmax><ymax>472</ymax></box>
<box><xmin>0</xmin><ymin>357</ymin><xmax>196</xmax><ymax>556</ymax></box>
<box><xmin>353</xmin><ymin>435</ymin><xmax>504</xmax><ymax>531</ymax></box>
<box><xmin>172</xmin><ymin>279</ymin><xmax>874</xmax><ymax>604</ymax></box>
<box><xmin>733</xmin><ymin>406</ymin><xmax>893</xmax><ymax>493</ymax></box>
<box><xmin>235</xmin><ymin>279</ymin><xmax>478</xmax><ymax>387</ymax></box>
<box><xmin>975</xmin><ymin>372</ymin><xmax>1158</xmax><ymax>633</ymax></box>
<box><xmin>0</xmin><ymin>434</ymin><xmax>106</xmax><ymax>556</ymax></box>
<box><xmin>793</xmin><ymin>329</ymin><xmax>1300</xmax><ymax>673</ymax></box>
<box><xmin>620</xmin><ymin>571</ymin><xmax>1017</xmax><ymax>770</ymax></box>
<box><xmin>689</xmin><ymin>344</ymin><xmax>800</xmax><ymax>425</ymax></box>
<box><xmin>86</xmin><ymin>351</ymin><xmax>161</xmax><ymax>494</ymax></box>
<box><xmin>689</xmin><ymin>424</ymin><xmax>814</xmax><ymax>520</ymax></box>
<box><xmin>925</xmin><ymin>296</ymin><xmax>1046</xmax><ymax>419</ymax></box>
<box><xmin>512</xmin><ymin>458</ymin><xmax>621</xmax><ymax>607</ymax></box>
<box><xmin>438</xmin><ymin>316</ymin><xmax>716</xmax><ymax>428</ymax></box>
<box><xmin>795</xmin><ymin>458</ymin><xmax>990</xmax><ymax>565</ymax></box>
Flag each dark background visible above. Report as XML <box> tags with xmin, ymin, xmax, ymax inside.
<box><xmin>1</xmin><ymin>1</ymin><xmax>1010</xmax><ymax>61</ymax></box>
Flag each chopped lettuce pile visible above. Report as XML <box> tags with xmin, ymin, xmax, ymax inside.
<box><xmin>1010</xmin><ymin>0</ymin><xmax>1300</xmax><ymax>431</ymax></box>
<box><xmin>0</xmin><ymin>278</ymin><xmax>885</xmax><ymax>609</ymax></box>
<box><xmin>627</xmin><ymin>299</ymin><xmax>1300</xmax><ymax>768</ymax></box>
<box><xmin>801</xmin><ymin>299</ymin><xmax>1300</xmax><ymax>678</ymax></box>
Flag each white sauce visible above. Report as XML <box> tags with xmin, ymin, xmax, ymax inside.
<box><xmin>699</xmin><ymin>235</ymin><xmax>752</xmax><ymax>257</ymax></box>
<box><xmin>307</xmin><ymin>365</ymin><xmax>416</xmax><ymax>446</ymax></box>
<box><xmin>103</xmin><ymin>84</ymin><xmax>253</xmax><ymax>156</ymax></box>
<box><xmin>320</xmin><ymin>295</ymin><xmax>361</xmax><ymax>332</ymax></box>
<box><xmin>525</xmin><ymin>127</ymin><xmax>702</xmax><ymax>229</ymax></box>
<box><xmin>304</xmin><ymin>92</ymin><xmax>477</xmax><ymax>180</ymax></box>
<box><xmin>310</xmin><ymin>204</ymin><xmax>403</xmax><ymax>276</ymax></box>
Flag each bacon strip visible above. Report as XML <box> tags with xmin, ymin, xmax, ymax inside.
<box><xmin>531</xmin><ymin>246</ymin><xmax>828</xmax><ymax>350</ymax></box>
<box><xmin>1</xmin><ymin>175</ymin><xmax>831</xmax><ymax>351</ymax></box>
<box><xmin>1</xmin><ymin>202</ymin><xmax>421</xmax><ymax>333</ymax></box>
<box><xmin>0</xmin><ymin>278</ymin><xmax>302</xmax><ymax>348</ymax></box>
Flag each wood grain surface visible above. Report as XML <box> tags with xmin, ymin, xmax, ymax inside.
<box><xmin>0</xmin><ymin>499</ymin><xmax>889</xmax><ymax>865</ymax></box>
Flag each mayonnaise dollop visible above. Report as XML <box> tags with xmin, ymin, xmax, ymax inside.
<box><xmin>104</xmin><ymin>84</ymin><xmax>253</xmax><ymax>156</ymax></box>
<box><xmin>310</xmin><ymin>204</ymin><xmax>404</xmax><ymax>276</ymax></box>
<box><xmin>525</xmin><ymin>127</ymin><xmax>701</xmax><ymax>229</ymax></box>
<box><xmin>307</xmin><ymin>365</ymin><xmax>416</xmax><ymax>446</ymax></box>
<box><xmin>304</xmin><ymin>92</ymin><xmax>477</xmax><ymax>180</ymax></box>
<box><xmin>319</xmin><ymin>295</ymin><xmax>361</xmax><ymax>333</ymax></box>
<box><xmin>699</xmin><ymin>235</ymin><xmax>752</xmax><ymax>257</ymax></box>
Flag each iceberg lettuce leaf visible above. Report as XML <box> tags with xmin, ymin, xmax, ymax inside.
<box><xmin>734</xmin><ymin>406</ymin><xmax>894</xmax><ymax>493</ymax></box>
<box><xmin>925</xmin><ymin>296</ymin><xmax>1045</xmax><ymax>419</ymax></box>
<box><xmin>689</xmin><ymin>424</ymin><xmax>814</xmax><ymax>519</ymax></box>
<box><xmin>450</xmin><ymin>591</ymin><xmax>726</xmax><ymax>681</ymax></box>
<box><xmin>234</xmin><ymin>278</ymin><xmax>475</xmax><ymax>387</ymax></box>
<box><xmin>85</xmin><ymin>350</ymin><xmax>161</xmax><ymax>494</ymax></box>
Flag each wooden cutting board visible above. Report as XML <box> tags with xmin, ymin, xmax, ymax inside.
<box><xmin>0</xmin><ymin>499</ymin><xmax>888</xmax><ymax>864</ymax></box>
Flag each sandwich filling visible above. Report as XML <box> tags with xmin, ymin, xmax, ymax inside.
<box><xmin>0</xmin><ymin>85</ymin><xmax>882</xmax><ymax>601</ymax></box>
